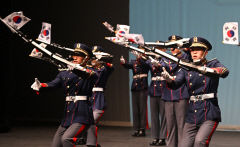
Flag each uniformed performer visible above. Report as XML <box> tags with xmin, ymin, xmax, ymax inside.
<box><xmin>161</xmin><ymin>35</ymin><xmax>190</xmax><ymax>147</ymax></box>
<box><xmin>120</xmin><ymin>48</ymin><xmax>149</xmax><ymax>137</ymax></box>
<box><xmin>162</xmin><ymin>37</ymin><xmax>229</xmax><ymax>147</ymax></box>
<box><xmin>31</xmin><ymin>43</ymin><xmax>99</xmax><ymax>147</ymax></box>
<box><xmin>85</xmin><ymin>46</ymin><xmax>114</xmax><ymax>146</ymax></box>
<box><xmin>146</xmin><ymin>44</ymin><xmax>167</xmax><ymax>146</ymax></box>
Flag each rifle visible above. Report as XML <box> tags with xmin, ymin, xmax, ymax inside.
<box><xmin>105</xmin><ymin>33</ymin><xmax>217</xmax><ymax>76</ymax></box>
<box><xmin>0</xmin><ymin>17</ymin><xmax>94</xmax><ymax>74</ymax></box>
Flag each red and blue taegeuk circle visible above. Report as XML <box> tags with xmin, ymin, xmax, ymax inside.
<box><xmin>42</xmin><ymin>30</ymin><xmax>49</xmax><ymax>36</ymax></box>
<box><xmin>227</xmin><ymin>30</ymin><xmax>235</xmax><ymax>37</ymax></box>
<box><xmin>119</xmin><ymin>31</ymin><xmax>125</xmax><ymax>34</ymax></box>
<box><xmin>12</xmin><ymin>16</ymin><xmax>22</xmax><ymax>24</ymax></box>
<box><xmin>118</xmin><ymin>31</ymin><xmax>125</xmax><ymax>37</ymax></box>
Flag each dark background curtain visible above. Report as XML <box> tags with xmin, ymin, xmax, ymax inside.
<box><xmin>0</xmin><ymin>0</ymin><xmax>130</xmax><ymax>127</ymax></box>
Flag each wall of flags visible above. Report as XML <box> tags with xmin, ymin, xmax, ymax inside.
<box><xmin>130</xmin><ymin>0</ymin><xmax>240</xmax><ymax>128</ymax></box>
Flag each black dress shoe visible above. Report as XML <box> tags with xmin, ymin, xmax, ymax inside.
<box><xmin>132</xmin><ymin>130</ymin><xmax>139</xmax><ymax>137</ymax></box>
<box><xmin>150</xmin><ymin>139</ymin><xmax>159</xmax><ymax>146</ymax></box>
<box><xmin>158</xmin><ymin>139</ymin><xmax>166</xmax><ymax>146</ymax></box>
<box><xmin>137</xmin><ymin>129</ymin><xmax>145</xmax><ymax>137</ymax></box>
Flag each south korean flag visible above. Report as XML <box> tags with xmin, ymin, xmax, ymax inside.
<box><xmin>2</xmin><ymin>11</ymin><xmax>30</xmax><ymax>30</ymax></box>
<box><xmin>122</xmin><ymin>34</ymin><xmax>145</xmax><ymax>46</ymax></box>
<box><xmin>223</xmin><ymin>22</ymin><xmax>239</xmax><ymax>45</ymax></box>
<box><xmin>115</xmin><ymin>24</ymin><xmax>130</xmax><ymax>40</ymax></box>
<box><xmin>37</xmin><ymin>22</ymin><xmax>51</xmax><ymax>44</ymax></box>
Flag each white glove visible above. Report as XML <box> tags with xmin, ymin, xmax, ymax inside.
<box><xmin>95</xmin><ymin>54</ymin><xmax>102</xmax><ymax>60</ymax></box>
<box><xmin>120</xmin><ymin>56</ymin><xmax>126</xmax><ymax>64</ymax></box>
<box><xmin>161</xmin><ymin>67</ymin><xmax>174</xmax><ymax>83</ymax></box>
<box><xmin>31</xmin><ymin>78</ymin><xmax>42</xmax><ymax>91</ymax></box>
<box><xmin>198</xmin><ymin>66</ymin><xmax>215</xmax><ymax>74</ymax></box>
<box><xmin>67</xmin><ymin>64</ymin><xmax>75</xmax><ymax>70</ymax></box>
<box><xmin>149</xmin><ymin>56</ymin><xmax>160</xmax><ymax>67</ymax></box>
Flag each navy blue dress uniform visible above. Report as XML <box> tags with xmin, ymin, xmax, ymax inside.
<box><xmin>91</xmin><ymin>46</ymin><xmax>114</xmax><ymax>111</ymax></box>
<box><xmin>121</xmin><ymin>55</ymin><xmax>149</xmax><ymax>136</ymax></box>
<box><xmin>38</xmin><ymin>43</ymin><xmax>99</xmax><ymax>147</ymax></box>
<box><xmin>165</xmin><ymin>37</ymin><xmax>229</xmax><ymax>147</ymax></box>
<box><xmin>85</xmin><ymin>46</ymin><xmax>114</xmax><ymax>146</ymax></box>
<box><xmin>146</xmin><ymin>58</ymin><xmax>167</xmax><ymax>146</ymax></box>
<box><xmin>161</xmin><ymin>35</ymin><xmax>190</xmax><ymax>147</ymax></box>
<box><xmin>46</xmin><ymin>69</ymin><xmax>96</xmax><ymax>127</ymax></box>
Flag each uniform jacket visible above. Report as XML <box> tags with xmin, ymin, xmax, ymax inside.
<box><xmin>121</xmin><ymin>58</ymin><xmax>149</xmax><ymax>91</ymax></box>
<box><xmin>91</xmin><ymin>63</ymin><xmax>114</xmax><ymax>110</ymax></box>
<box><xmin>169</xmin><ymin>59</ymin><xmax>229</xmax><ymax>124</ymax></box>
<box><xmin>161</xmin><ymin>52</ymin><xmax>190</xmax><ymax>101</ymax></box>
<box><xmin>146</xmin><ymin>59</ymin><xmax>165</xmax><ymax>97</ymax></box>
<box><xmin>46</xmin><ymin>69</ymin><xmax>97</xmax><ymax>127</ymax></box>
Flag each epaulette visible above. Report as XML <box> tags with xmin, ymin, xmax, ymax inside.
<box><xmin>58</xmin><ymin>68</ymin><xmax>68</xmax><ymax>71</ymax></box>
<box><xmin>207</xmin><ymin>58</ymin><xmax>217</xmax><ymax>63</ymax></box>
<box><xmin>181</xmin><ymin>58</ymin><xmax>190</xmax><ymax>63</ymax></box>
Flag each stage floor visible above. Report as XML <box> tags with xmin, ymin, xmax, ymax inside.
<box><xmin>0</xmin><ymin>125</ymin><xmax>239</xmax><ymax>147</ymax></box>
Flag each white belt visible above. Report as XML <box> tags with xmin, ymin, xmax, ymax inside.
<box><xmin>133</xmin><ymin>74</ymin><xmax>148</xmax><ymax>79</ymax></box>
<box><xmin>152</xmin><ymin>76</ymin><xmax>164</xmax><ymax>81</ymax></box>
<box><xmin>66</xmin><ymin>96</ymin><xmax>88</xmax><ymax>102</ymax></box>
<box><xmin>190</xmin><ymin>93</ymin><xmax>216</xmax><ymax>102</ymax></box>
<box><xmin>92</xmin><ymin>87</ymin><xmax>104</xmax><ymax>92</ymax></box>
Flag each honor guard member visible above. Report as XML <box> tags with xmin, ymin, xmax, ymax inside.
<box><xmin>146</xmin><ymin>43</ymin><xmax>167</xmax><ymax>146</ymax></box>
<box><xmin>85</xmin><ymin>46</ymin><xmax>114</xmax><ymax>146</ymax></box>
<box><xmin>120</xmin><ymin>47</ymin><xmax>149</xmax><ymax>137</ymax></box>
<box><xmin>162</xmin><ymin>37</ymin><xmax>229</xmax><ymax>147</ymax></box>
<box><xmin>31</xmin><ymin>43</ymin><xmax>99</xmax><ymax>147</ymax></box>
<box><xmin>161</xmin><ymin>35</ymin><xmax>190</xmax><ymax>147</ymax></box>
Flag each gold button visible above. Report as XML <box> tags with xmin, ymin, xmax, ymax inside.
<box><xmin>190</xmin><ymin>83</ymin><xmax>192</xmax><ymax>86</ymax></box>
<box><xmin>154</xmin><ymin>85</ymin><xmax>157</xmax><ymax>87</ymax></box>
<box><xmin>67</xmin><ymin>86</ymin><xmax>70</xmax><ymax>88</ymax></box>
<box><xmin>203</xmin><ymin>80</ymin><xmax>205</xmax><ymax>83</ymax></box>
<box><xmin>195</xmin><ymin>110</ymin><xmax>197</xmax><ymax>113</ymax></box>
<box><xmin>160</xmin><ymin>84</ymin><xmax>162</xmax><ymax>87</ymax></box>
<box><xmin>199</xmin><ymin>74</ymin><xmax>202</xmax><ymax>76</ymax></box>
<box><xmin>67</xmin><ymin>110</ymin><xmax>70</xmax><ymax>112</ymax></box>
<box><xmin>190</xmin><ymin>74</ymin><xmax>192</xmax><ymax>77</ymax></box>
<box><xmin>67</xmin><ymin>102</ymin><xmax>70</xmax><ymax>104</ymax></box>
<box><xmin>192</xmin><ymin>91</ymin><xmax>195</xmax><ymax>94</ymax></box>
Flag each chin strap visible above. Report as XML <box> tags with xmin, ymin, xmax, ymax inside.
<box><xmin>193</xmin><ymin>50</ymin><xmax>208</xmax><ymax>65</ymax></box>
<box><xmin>80</xmin><ymin>56</ymin><xmax>89</xmax><ymax>66</ymax></box>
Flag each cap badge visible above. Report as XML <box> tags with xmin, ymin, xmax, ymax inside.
<box><xmin>193</xmin><ymin>37</ymin><xmax>198</xmax><ymax>43</ymax></box>
<box><xmin>172</xmin><ymin>35</ymin><xmax>176</xmax><ymax>40</ymax></box>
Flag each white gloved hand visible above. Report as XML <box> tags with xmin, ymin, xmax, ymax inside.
<box><xmin>67</xmin><ymin>64</ymin><xmax>75</xmax><ymax>70</ymax></box>
<box><xmin>31</xmin><ymin>78</ymin><xmax>42</xmax><ymax>91</ymax></box>
<box><xmin>95</xmin><ymin>54</ymin><xmax>102</xmax><ymax>60</ymax></box>
<box><xmin>161</xmin><ymin>67</ymin><xmax>174</xmax><ymax>83</ymax></box>
<box><xmin>149</xmin><ymin>56</ymin><xmax>160</xmax><ymax>67</ymax></box>
<box><xmin>120</xmin><ymin>56</ymin><xmax>126</xmax><ymax>64</ymax></box>
<box><xmin>198</xmin><ymin>66</ymin><xmax>215</xmax><ymax>74</ymax></box>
